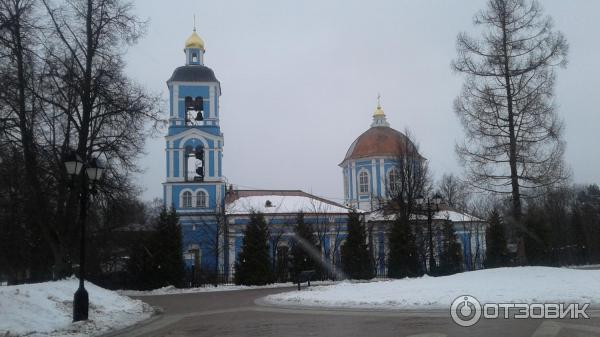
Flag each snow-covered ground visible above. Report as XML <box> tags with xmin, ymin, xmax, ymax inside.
<box><xmin>264</xmin><ymin>267</ymin><xmax>600</xmax><ymax>310</ymax></box>
<box><xmin>120</xmin><ymin>280</ymin><xmax>334</xmax><ymax>297</ymax></box>
<box><xmin>0</xmin><ymin>277</ymin><xmax>153</xmax><ymax>337</ymax></box>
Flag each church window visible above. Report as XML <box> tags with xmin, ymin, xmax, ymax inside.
<box><xmin>192</xmin><ymin>53</ymin><xmax>198</xmax><ymax>63</ymax></box>
<box><xmin>359</xmin><ymin>171</ymin><xmax>369</xmax><ymax>194</ymax></box>
<box><xmin>388</xmin><ymin>168</ymin><xmax>401</xmax><ymax>194</ymax></box>
<box><xmin>182</xmin><ymin>191</ymin><xmax>192</xmax><ymax>208</ymax></box>
<box><xmin>196</xmin><ymin>190</ymin><xmax>208</xmax><ymax>208</ymax></box>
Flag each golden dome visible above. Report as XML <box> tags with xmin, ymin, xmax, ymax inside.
<box><xmin>373</xmin><ymin>94</ymin><xmax>385</xmax><ymax>116</ymax></box>
<box><xmin>185</xmin><ymin>30</ymin><xmax>205</xmax><ymax>50</ymax></box>
<box><xmin>373</xmin><ymin>104</ymin><xmax>385</xmax><ymax>117</ymax></box>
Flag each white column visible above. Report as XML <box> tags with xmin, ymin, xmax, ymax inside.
<box><xmin>178</xmin><ymin>149</ymin><xmax>184</xmax><ymax>180</ymax></box>
<box><xmin>209</xmin><ymin>86</ymin><xmax>215</xmax><ymax>119</ymax></box>
<box><xmin>350</xmin><ymin>162</ymin><xmax>357</xmax><ymax>208</ymax></box>
<box><xmin>173</xmin><ymin>85</ymin><xmax>180</xmax><ymax>120</ymax></box>
<box><xmin>371</xmin><ymin>159</ymin><xmax>376</xmax><ymax>198</ymax></box>
<box><xmin>166</xmin><ymin>184</ymin><xmax>173</xmax><ymax>207</ymax></box>
<box><xmin>380</xmin><ymin>159</ymin><xmax>386</xmax><ymax>199</ymax></box>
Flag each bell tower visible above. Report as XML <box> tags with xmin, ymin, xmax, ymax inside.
<box><xmin>163</xmin><ymin>29</ymin><xmax>226</xmax><ymax>273</ymax></box>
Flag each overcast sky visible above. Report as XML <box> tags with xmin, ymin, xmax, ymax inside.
<box><xmin>125</xmin><ymin>0</ymin><xmax>600</xmax><ymax>203</ymax></box>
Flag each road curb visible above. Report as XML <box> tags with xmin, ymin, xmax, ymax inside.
<box><xmin>255</xmin><ymin>297</ymin><xmax>450</xmax><ymax>316</ymax></box>
<box><xmin>99</xmin><ymin>306</ymin><xmax>164</xmax><ymax>337</ymax></box>
<box><xmin>256</xmin><ymin>297</ymin><xmax>600</xmax><ymax>318</ymax></box>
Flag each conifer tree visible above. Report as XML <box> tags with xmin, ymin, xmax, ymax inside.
<box><xmin>235</xmin><ymin>211</ymin><xmax>272</xmax><ymax>285</ymax></box>
<box><xmin>484</xmin><ymin>210</ymin><xmax>510</xmax><ymax>268</ymax></box>
<box><xmin>291</xmin><ymin>212</ymin><xmax>319</xmax><ymax>279</ymax></box>
<box><xmin>438</xmin><ymin>221</ymin><xmax>463</xmax><ymax>275</ymax></box>
<box><xmin>127</xmin><ymin>206</ymin><xmax>184</xmax><ymax>289</ymax></box>
<box><xmin>152</xmin><ymin>207</ymin><xmax>185</xmax><ymax>287</ymax></box>
<box><xmin>341</xmin><ymin>210</ymin><xmax>373</xmax><ymax>279</ymax></box>
<box><xmin>387</xmin><ymin>219</ymin><xmax>422</xmax><ymax>278</ymax></box>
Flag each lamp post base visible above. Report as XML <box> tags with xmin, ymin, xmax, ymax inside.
<box><xmin>73</xmin><ymin>286</ymin><xmax>89</xmax><ymax>322</ymax></box>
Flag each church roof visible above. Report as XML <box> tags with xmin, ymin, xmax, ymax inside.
<box><xmin>168</xmin><ymin>65</ymin><xmax>219</xmax><ymax>83</ymax></box>
<box><xmin>225</xmin><ymin>190</ymin><xmax>353</xmax><ymax>215</ymax></box>
<box><xmin>367</xmin><ymin>205</ymin><xmax>485</xmax><ymax>223</ymax></box>
<box><xmin>340</xmin><ymin>126</ymin><xmax>423</xmax><ymax>165</ymax></box>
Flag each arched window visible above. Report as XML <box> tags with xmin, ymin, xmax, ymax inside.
<box><xmin>358</xmin><ymin>171</ymin><xmax>369</xmax><ymax>194</ymax></box>
<box><xmin>196</xmin><ymin>190</ymin><xmax>207</xmax><ymax>208</ymax></box>
<box><xmin>388</xmin><ymin>168</ymin><xmax>401</xmax><ymax>194</ymax></box>
<box><xmin>182</xmin><ymin>191</ymin><xmax>192</xmax><ymax>208</ymax></box>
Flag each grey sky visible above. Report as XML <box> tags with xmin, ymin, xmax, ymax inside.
<box><xmin>125</xmin><ymin>0</ymin><xmax>600</xmax><ymax>203</ymax></box>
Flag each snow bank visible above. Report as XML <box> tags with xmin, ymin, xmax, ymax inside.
<box><xmin>265</xmin><ymin>267</ymin><xmax>600</xmax><ymax>310</ymax></box>
<box><xmin>0</xmin><ymin>277</ymin><xmax>153</xmax><ymax>337</ymax></box>
<box><xmin>120</xmin><ymin>280</ymin><xmax>334</xmax><ymax>297</ymax></box>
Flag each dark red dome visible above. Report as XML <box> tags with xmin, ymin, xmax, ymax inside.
<box><xmin>341</xmin><ymin>126</ymin><xmax>423</xmax><ymax>164</ymax></box>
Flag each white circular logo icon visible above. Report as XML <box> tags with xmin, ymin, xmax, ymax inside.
<box><xmin>450</xmin><ymin>295</ymin><xmax>482</xmax><ymax>327</ymax></box>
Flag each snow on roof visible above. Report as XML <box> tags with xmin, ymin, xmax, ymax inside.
<box><xmin>433</xmin><ymin>210</ymin><xmax>483</xmax><ymax>222</ymax></box>
<box><xmin>367</xmin><ymin>208</ymin><xmax>484</xmax><ymax>223</ymax></box>
<box><xmin>226</xmin><ymin>192</ymin><xmax>352</xmax><ymax>215</ymax></box>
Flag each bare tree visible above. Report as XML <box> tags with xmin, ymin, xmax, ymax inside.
<box><xmin>385</xmin><ymin>129</ymin><xmax>430</xmax><ymax>223</ymax></box>
<box><xmin>194</xmin><ymin>206</ymin><xmax>232</xmax><ymax>281</ymax></box>
<box><xmin>0</xmin><ymin>0</ymin><xmax>160</xmax><ymax>278</ymax></box>
<box><xmin>453</xmin><ymin>0</ymin><xmax>569</xmax><ymax>221</ymax></box>
<box><xmin>437</xmin><ymin>173</ymin><xmax>470</xmax><ymax>211</ymax></box>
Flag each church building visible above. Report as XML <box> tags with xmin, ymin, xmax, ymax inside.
<box><xmin>163</xmin><ymin>30</ymin><xmax>487</xmax><ymax>279</ymax></box>
<box><xmin>340</xmin><ymin>100</ymin><xmax>424</xmax><ymax>211</ymax></box>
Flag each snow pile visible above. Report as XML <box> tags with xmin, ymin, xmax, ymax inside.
<box><xmin>0</xmin><ymin>278</ymin><xmax>153</xmax><ymax>337</ymax></box>
<box><xmin>265</xmin><ymin>267</ymin><xmax>600</xmax><ymax>310</ymax></box>
<box><xmin>120</xmin><ymin>280</ymin><xmax>335</xmax><ymax>296</ymax></box>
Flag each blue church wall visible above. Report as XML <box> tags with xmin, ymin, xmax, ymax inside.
<box><xmin>174</xmin><ymin>137</ymin><xmax>215</xmax><ymax>150</ymax></box>
<box><xmin>182</xmin><ymin>137</ymin><xmax>212</xmax><ymax>149</ymax></box>
<box><xmin>181</xmin><ymin>220</ymin><xmax>219</xmax><ymax>271</ymax></box>
<box><xmin>172</xmin><ymin>184</ymin><xmax>218</xmax><ymax>209</ymax></box>
<box><xmin>167</xmin><ymin>126</ymin><xmax>221</xmax><ymax>137</ymax></box>
<box><xmin>173</xmin><ymin>151</ymin><xmax>180</xmax><ymax>177</ymax></box>
<box><xmin>176</xmin><ymin>85</ymin><xmax>211</xmax><ymax>119</ymax></box>
<box><xmin>178</xmin><ymin>85</ymin><xmax>210</xmax><ymax>99</ymax></box>
<box><xmin>209</xmin><ymin>150</ymin><xmax>215</xmax><ymax>176</ymax></box>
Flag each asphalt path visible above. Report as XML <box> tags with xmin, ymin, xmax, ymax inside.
<box><xmin>107</xmin><ymin>287</ymin><xmax>600</xmax><ymax>337</ymax></box>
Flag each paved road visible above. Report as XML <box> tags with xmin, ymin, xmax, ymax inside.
<box><xmin>110</xmin><ymin>287</ymin><xmax>600</xmax><ymax>337</ymax></box>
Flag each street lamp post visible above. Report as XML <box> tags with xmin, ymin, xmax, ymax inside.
<box><xmin>415</xmin><ymin>193</ymin><xmax>442</xmax><ymax>276</ymax></box>
<box><xmin>64</xmin><ymin>152</ymin><xmax>105</xmax><ymax>322</ymax></box>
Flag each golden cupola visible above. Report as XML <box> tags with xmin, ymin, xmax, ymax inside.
<box><xmin>185</xmin><ymin>29</ymin><xmax>205</xmax><ymax>51</ymax></box>
<box><xmin>371</xmin><ymin>95</ymin><xmax>390</xmax><ymax>127</ymax></box>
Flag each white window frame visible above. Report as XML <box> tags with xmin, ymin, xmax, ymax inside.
<box><xmin>181</xmin><ymin>190</ymin><xmax>193</xmax><ymax>208</ymax></box>
<box><xmin>358</xmin><ymin>170</ymin><xmax>370</xmax><ymax>194</ymax></box>
<box><xmin>196</xmin><ymin>190</ymin><xmax>208</xmax><ymax>208</ymax></box>
<box><xmin>387</xmin><ymin>168</ymin><xmax>401</xmax><ymax>194</ymax></box>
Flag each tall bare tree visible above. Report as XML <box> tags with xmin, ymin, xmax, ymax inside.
<box><xmin>453</xmin><ymin>0</ymin><xmax>568</xmax><ymax>221</ymax></box>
